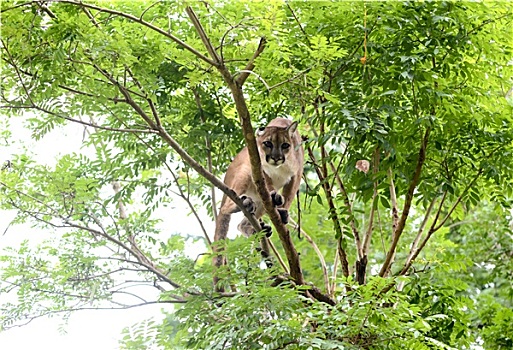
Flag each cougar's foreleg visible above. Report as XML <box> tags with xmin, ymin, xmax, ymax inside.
<box><xmin>275</xmin><ymin>175</ymin><xmax>301</xmax><ymax>224</ymax></box>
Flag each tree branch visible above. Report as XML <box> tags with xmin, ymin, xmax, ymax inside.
<box><xmin>2</xmin><ymin>104</ymin><xmax>157</xmax><ymax>134</ymax></box>
<box><xmin>467</xmin><ymin>12</ymin><xmax>511</xmax><ymax>36</ymax></box>
<box><xmin>268</xmin><ymin>67</ymin><xmax>312</xmax><ymax>91</ymax></box>
<box><xmin>403</xmin><ymin>195</ymin><xmax>438</xmax><ymax>267</ymax></box>
<box><xmin>87</xmin><ymin>60</ymin><xmax>261</xmax><ymax>233</ymax></box>
<box><xmin>433</xmin><ymin>170</ymin><xmax>483</xmax><ymax>232</ymax></box>
<box><xmin>57</xmin><ymin>84</ymin><xmax>126</xmax><ymax>103</ymax></box>
<box><xmin>388</xmin><ymin>168</ymin><xmax>399</xmax><ymax>235</ymax></box>
<box><xmin>379</xmin><ymin>128</ymin><xmax>430</xmax><ymax>277</ymax></box>
<box><xmin>185</xmin><ymin>6</ymin><xmax>222</xmax><ymax>64</ymax></box>
<box><xmin>330</xmin><ymin>162</ymin><xmax>364</xmax><ymax>260</ymax></box>
<box><xmin>285</xmin><ymin>2</ymin><xmax>310</xmax><ymax>44</ymax></box>
<box><xmin>193</xmin><ymin>88</ymin><xmax>218</xmax><ymax>221</ymax></box>
<box><xmin>2</xmin><ymin>300</ymin><xmax>185</xmax><ymax>330</ymax></box>
<box><xmin>112</xmin><ymin>181</ymin><xmax>154</xmax><ymax>268</ymax></box>
<box><xmin>170</xmin><ymin>169</ymin><xmax>213</xmax><ymax>246</ymax></box>
<box><xmin>0</xmin><ymin>181</ymin><xmax>183</xmax><ymax>289</ymax></box>
<box><xmin>399</xmin><ymin>191</ymin><xmax>447</xmax><ymax>276</ymax></box>
<box><xmin>123</xmin><ymin>65</ymin><xmax>162</xmax><ymax>127</ymax></box>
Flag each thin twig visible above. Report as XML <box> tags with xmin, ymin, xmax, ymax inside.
<box><xmin>307</xmin><ymin>145</ymin><xmax>350</xmax><ymax>278</ymax></box>
<box><xmin>289</xmin><ymin>218</ymin><xmax>329</xmax><ymax>293</ymax></box>
<box><xmin>140</xmin><ymin>0</ymin><xmax>162</xmax><ymax>20</ymax></box>
<box><xmin>233</xmin><ymin>70</ymin><xmax>270</xmax><ymax>91</ymax></box>
<box><xmin>363</xmin><ymin>147</ymin><xmax>380</xmax><ymax>255</ymax></box>
<box><xmin>2</xmin><ymin>104</ymin><xmax>157</xmax><ymax>134</ymax></box>
<box><xmin>235</xmin><ymin>37</ymin><xmax>267</xmax><ymax>86</ymax></box>
<box><xmin>268</xmin><ymin>67</ymin><xmax>312</xmax><ymax>91</ymax></box>
<box><xmin>388</xmin><ymin>168</ymin><xmax>399</xmax><ymax>235</ymax></box>
<box><xmin>433</xmin><ymin>171</ymin><xmax>483</xmax><ymax>231</ymax></box>
<box><xmin>80</xmin><ymin>6</ymin><xmax>100</xmax><ymax>28</ymax></box>
<box><xmin>124</xmin><ymin>65</ymin><xmax>162</xmax><ymax>127</ymax></box>
<box><xmin>192</xmin><ymin>88</ymin><xmax>218</xmax><ymax>221</ymax></box>
<box><xmin>330</xmin><ymin>247</ymin><xmax>338</xmax><ymax>296</ymax></box>
<box><xmin>285</xmin><ymin>2</ymin><xmax>309</xmax><ymax>44</ymax></box>
<box><xmin>267</xmin><ymin>239</ymin><xmax>289</xmax><ymax>275</ymax></box>
<box><xmin>402</xmin><ymin>195</ymin><xmax>438</xmax><ymax>270</ymax></box>
<box><xmin>330</xmin><ymin>161</ymin><xmax>364</xmax><ymax>260</ymax></box>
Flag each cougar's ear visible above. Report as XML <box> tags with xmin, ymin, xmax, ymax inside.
<box><xmin>256</xmin><ymin>126</ymin><xmax>266</xmax><ymax>137</ymax></box>
<box><xmin>286</xmin><ymin>121</ymin><xmax>298</xmax><ymax>135</ymax></box>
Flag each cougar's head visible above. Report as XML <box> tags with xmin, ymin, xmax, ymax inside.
<box><xmin>256</xmin><ymin>121</ymin><xmax>298</xmax><ymax>167</ymax></box>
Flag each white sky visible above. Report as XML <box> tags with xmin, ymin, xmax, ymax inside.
<box><xmin>0</xmin><ymin>117</ymin><xmax>229</xmax><ymax>349</ymax></box>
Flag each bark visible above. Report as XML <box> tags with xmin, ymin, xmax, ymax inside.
<box><xmin>379</xmin><ymin>128</ymin><xmax>430</xmax><ymax>277</ymax></box>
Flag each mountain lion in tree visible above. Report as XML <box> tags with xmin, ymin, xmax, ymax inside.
<box><xmin>213</xmin><ymin>117</ymin><xmax>304</xmax><ymax>270</ymax></box>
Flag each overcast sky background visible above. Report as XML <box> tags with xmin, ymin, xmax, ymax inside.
<box><xmin>0</xmin><ymin>117</ymin><xmax>227</xmax><ymax>349</ymax></box>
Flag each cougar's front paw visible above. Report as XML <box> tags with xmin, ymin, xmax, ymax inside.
<box><xmin>270</xmin><ymin>191</ymin><xmax>284</xmax><ymax>207</ymax></box>
<box><xmin>277</xmin><ymin>208</ymin><xmax>289</xmax><ymax>224</ymax></box>
<box><xmin>259</xmin><ymin>220</ymin><xmax>273</xmax><ymax>237</ymax></box>
<box><xmin>240</xmin><ymin>195</ymin><xmax>255</xmax><ymax>214</ymax></box>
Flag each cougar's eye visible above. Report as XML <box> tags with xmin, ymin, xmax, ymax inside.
<box><xmin>263</xmin><ymin>141</ymin><xmax>273</xmax><ymax>148</ymax></box>
<box><xmin>281</xmin><ymin>143</ymin><xmax>290</xmax><ymax>150</ymax></box>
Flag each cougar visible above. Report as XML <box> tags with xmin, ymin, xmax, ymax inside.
<box><xmin>213</xmin><ymin>117</ymin><xmax>304</xmax><ymax>269</ymax></box>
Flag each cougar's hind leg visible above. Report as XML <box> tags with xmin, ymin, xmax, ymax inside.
<box><xmin>214</xmin><ymin>194</ymin><xmax>257</xmax><ymax>292</ymax></box>
<box><xmin>237</xmin><ymin>217</ymin><xmax>254</xmax><ymax>237</ymax></box>
<box><xmin>215</xmin><ymin>193</ymin><xmax>255</xmax><ymax>242</ymax></box>
<box><xmin>237</xmin><ymin>201</ymin><xmax>261</xmax><ymax>237</ymax></box>
<box><xmin>236</xmin><ymin>218</ymin><xmax>271</xmax><ymax>238</ymax></box>
<box><xmin>247</xmin><ymin>206</ymin><xmax>274</xmax><ymax>268</ymax></box>
<box><xmin>259</xmin><ymin>220</ymin><xmax>272</xmax><ymax>237</ymax></box>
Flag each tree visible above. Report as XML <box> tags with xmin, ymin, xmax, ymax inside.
<box><xmin>1</xmin><ymin>1</ymin><xmax>512</xmax><ymax>349</ymax></box>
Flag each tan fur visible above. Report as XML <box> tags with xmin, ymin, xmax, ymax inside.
<box><xmin>213</xmin><ymin>118</ymin><xmax>303</xmax><ymax>266</ymax></box>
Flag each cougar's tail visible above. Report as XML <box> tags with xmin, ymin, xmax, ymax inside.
<box><xmin>213</xmin><ymin>213</ymin><xmax>231</xmax><ymax>291</ymax></box>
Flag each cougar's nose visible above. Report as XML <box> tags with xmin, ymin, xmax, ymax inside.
<box><xmin>268</xmin><ymin>156</ymin><xmax>284</xmax><ymax>165</ymax></box>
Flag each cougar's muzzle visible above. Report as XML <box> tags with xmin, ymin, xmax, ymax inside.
<box><xmin>266</xmin><ymin>154</ymin><xmax>285</xmax><ymax>166</ymax></box>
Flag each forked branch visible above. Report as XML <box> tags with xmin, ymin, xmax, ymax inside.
<box><xmin>399</xmin><ymin>165</ymin><xmax>486</xmax><ymax>275</ymax></box>
<box><xmin>379</xmin><ymin>128</ymin><xmax>430</xmax><ymax>277</ymax></box>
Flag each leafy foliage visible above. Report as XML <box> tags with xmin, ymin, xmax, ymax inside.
<box><xmin>1</xmin><ymin>0</ymin><xmax>512</xmax><ymax>349</ymax></box>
